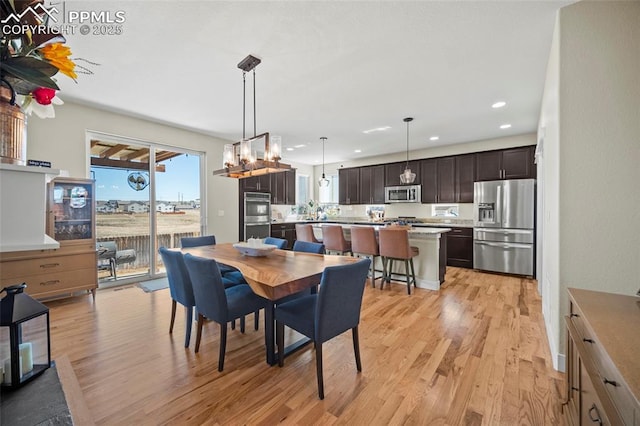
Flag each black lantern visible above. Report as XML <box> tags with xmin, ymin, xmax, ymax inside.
<box><xmin>0</xmin><ymin>284</ymin><xmax>51</xmax><ymax>389</ymax></box>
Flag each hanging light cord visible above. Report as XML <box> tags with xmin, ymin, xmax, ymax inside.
<box><xmin>253</xmin><ymin>69</ymin><xmax>257</xmax><ymax>137</ymax></box>
<box><xmin>405</xmin><ymin>119</ymin><xmax>409</xmax><ymax>167</ymax></box>
<box><xmin>242</xmin><ymin>71</ymin><xmax>246</xmax><ymax>140</ymax></box>
<box><xmin>321</xmin><ymin>137</ymin><xmax>326</xmax><ymax>177</ymax></box>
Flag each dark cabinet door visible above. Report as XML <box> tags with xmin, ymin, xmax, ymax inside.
<box><xmin>446</xmin><ymin>227</ymin><xmax>473</xmax><ymax>268</ymax></box>
<box><xmin>284</xmin><ymin>169</ymin><xmax>296</xmax><ymax>205</ymax></box>
<box><xmin>359</xmin><ymin>165</ymin><xmax>385</xmax><ymax>204</ymax></box>
<box><xmin>385</xmin><ymin>161</ymin><xmax>420</xmax><ymax>187</ymax></box>
<box><xmin>475</xmin><ymin>150</ymin><xmax>503</xmax><ymax>181</ymax></box>
<box><xmin>420</xmin><ymin>159</ymin><xmax>438</xmax><ymax>203</ymax></box>
<box><xmin>455</xmin><ymin>153</ymin><xmax>476</xmax><ymax>203</ymax></box>
<box><xmin>269</xmin><ymin>169</ymin><xmax>296</xmax><ymax>205</ymax></box>
<box><xmin>241</xmin><ymin>174</ymin><xmax>271</xmax><ymax>192</ymax></box>
<box><xmin>437</xmin><ymin>156</ymin><xmax>456</xmax><ymax>203</ymax></box>
<box><xmin>338</xmin><ymin>168</ymin><xmax>360</xmax><ymax>204</ymax></box>
<box><xmin>502</xmin><ymin>146</ymin><xmax>535</xmax><ymax>179</ymax></box>
<box><xmin>271</xmin><ymin>223</ymin><xmax>296</xmax><ymax>249</ymax></box>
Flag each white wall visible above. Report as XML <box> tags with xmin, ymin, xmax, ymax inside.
<box><xmin>26</xmin><ymin>102</ymin><xmax>240</xmax><ymax>243</ymax></box>
<box><xmin>539</xmin><ymin>0</ymin><xmax>640</xmax><ymax>370</ymax></box>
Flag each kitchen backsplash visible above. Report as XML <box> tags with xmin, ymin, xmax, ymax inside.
<box><xmin>271</xmin><ymin>203</ymin><xmax>474</xmax><ymax>221</ymax></box>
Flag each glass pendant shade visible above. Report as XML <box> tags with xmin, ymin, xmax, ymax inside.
<box><xmin>240</xmin><ymin>139</ymin><xmax>251</xmax><ymax>163</ymax></box>
<box><xmin>318</xmin><ymin>136</ymin><xmax>330</xmax><ymax>187</ymax></box>
<box><xmin>269</xmin><ymin>135</ymin><xmax>281</xmax><ymax>161</ymax></box>
<box><xmin>223</xmin><ymin>144</ymin><xmax>235</xmax><ymax>168</ymax></box>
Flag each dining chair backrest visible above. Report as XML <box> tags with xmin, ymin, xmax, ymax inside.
<box><xmin>263</xmin><ymin>237</ymin><xmax>287</xmax><ymax>249</ymax></box>
<box><xmin>183</xmin><ymin>253</ymin><xmax>229</xmax><ymax>324</ymax></box>
<box><xmin>295</xmin><ymin>224</ymin><xmax>319</xmax><ymax>243</ymax></box>
<box><xmin>292</xmin><ymin>240</ymin><xmax>325</xmax><ymax>254</ymax></box>
<box><xmin>181</xmin><ymin>235</ymin><xmax>216</xmax><ymax>248</ymax></box>
<box><xmin>315</xmin><ymin>259</ymin><xmax>370</xmax><ymax>343</ymax></box>
<box><xmin>321</xmin><ymin>225</ymin><xmax>350</xmax><ymax>252</ymax></box>
<box><xmin>158</xmin><ymin>247</ymin><xmax>195</xmax><ymax>307</ymax></box>
<box><xmin>378</xmin><ymin>228</ymin><xmax>412</xmax><ymax>259</ymax></box>
<box><xmin>350</xmin><ymin>226</ymin><xmax>379</xmax><ymax>256</ymax></box>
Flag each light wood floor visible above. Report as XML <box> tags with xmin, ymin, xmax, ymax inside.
<box><xmin>46</xmin><ymin>267</ymin><xmax>566</xmax><ymax>425</ymax></box>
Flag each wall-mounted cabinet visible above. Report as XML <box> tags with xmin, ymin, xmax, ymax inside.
<box><xmin>240</xmin><ymin>174</ymin><xmax>271</xmax><ymax>192</ymax></box>
<box><xmin>338</xmin><ymin>168</ymin><xmax>360</xmax><ymax>205</ymax></box>
<box><xmin>384</xmin><ymin>161</ymin><xmax>421</xmax><ymax>187</ymax></box>
<box><xmin>359</xmin><ymin>165</ymin><xmax>385</xmax><ymax>204</ymax></box>
<box><xmin>270</xmin><ymin>169</ymin><xmax>296</xmax><ymax>205</ymax></box>
<box><xmin>475</xmin><ymin>146</ymin><xmax>536</xmax><ymax>181</ymax></box>
<box><xmin>420</xmin><ymin>155</ymin><xmax>474</xmax><ymax>204</ymax></box>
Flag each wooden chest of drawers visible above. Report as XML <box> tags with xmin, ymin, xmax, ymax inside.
<box><xmin>565</xmin><ymin>288</ymin><xmax>640</xmax><ymax>425</ymax></box>
<box><xmin>0</xmin><ymin>246</ymin><xmax>97</xmax><ymax>300</ymax></box>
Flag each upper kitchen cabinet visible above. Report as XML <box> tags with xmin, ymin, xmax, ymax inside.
<box><xmin>240</xmin><ymin>173</ymin><xmax>271</xmax><ymax>192</ymax></box>
<box><xmin>385</xmin><ymin>161</ymin><xmax>421</xmax><ymax>187</ymax></box>
<box><xmin>455</xmin><ymin>153</ymin><xmax>476</xmax><ymax>202</ymax></box>
<box><xmin>270</xmin><ymin>169</ymin><xmax>296</xmax><ymax>205</ymax></box>
<box><xmin>475</xmin><ymin>146</ymin><xmax>536</xmax><ymax>181</ymax></box>
<box><xmin>338</xmin><ymin>168</ymin><xmax>360</xmax><ymax>205</ymax></box>
<box><xmin>420</xmin><ymin>159</ymin><xmax>438</xmax><ymax>203</ymax></box>
<box><xmin>359</xmin><ymin>165</ymin><xmax>385</xmax><ymax>204</ymax></box>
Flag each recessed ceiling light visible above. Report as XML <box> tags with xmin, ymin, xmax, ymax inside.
<box><xmin>429</xmin><ymin>136</ymin><xmax>439</xmax><ymax>141</ymax></box>
<box><xmin>294</xmin><ymin>144</ymin><xmax>305</xmax><ymax>148</ymax></box>
<box><xmin>354</xmin><ymin>149</ymin><xmax>362</xmax><ymax>153</ymax></box>
<box><xmin>500</xmin><ymin>124</ymin><xmax>512</xmax><ymax>129</ymax></box>
<box><xmin>492</xmin><ymin>101</ymin><xmax>506</xmax><ymax>108</ymax></box>
<box><xmin>363</xmin><ymin>126</ymin><xmax>391</xmax><ymax>134</ymax></box>
<box><xmin>286</xmin><ymin>147</ymin><xmax>294</xmax><ymax>151</ymax></box>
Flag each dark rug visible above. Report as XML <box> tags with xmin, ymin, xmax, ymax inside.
<box><xmin>1</xmin><ymin>363</ymin><xmax>72</xmax><ymax>426</ymax></box>
<box><xmin>138</xmin><ymin>277</ymin><xmax>169</xmax><ymax>292</ymax></box>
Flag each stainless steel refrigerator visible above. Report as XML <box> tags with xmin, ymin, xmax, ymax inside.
<box><xmin>473</xmin><ymin>179</ymin><xmax>535</xmax><ymax>276</ymax></box>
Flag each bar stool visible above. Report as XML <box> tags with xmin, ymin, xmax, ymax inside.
<box><xmin>295</xmin><ymin>223</ymin><xmax>320</xmax><ymax>243</ymax></box>
<box><xmin>378</xmin><ymin>227</ymin><xmax>419</xmax><ymax>295</ymax></box>
<box><xmin>350</xmin><ymin>226</ymin><xmax>383</xmax><ymax>287</ymax></box>
<box><xmin>321</xmin><ymin>225</ymin><xmax>352</xmax><ymax>255</ymax></box>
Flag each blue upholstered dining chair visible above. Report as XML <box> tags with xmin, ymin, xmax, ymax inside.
<box><xmin>275</xmin><ymin>258</ymin><xmax>371</xmax><ymax>399</ymax></box>
<box><xmin>263</xmin><ymin>237</ymin><xmax>287</xmax><ymax>249</ymax></box>
<box><xmin>292</xmin><ymin>240</ymin><xmax>325</xmax><ymax>254</ymax></box>
<box><xmin>180</xmin><ymin>235</ymin><xmax>245</xmax><ymax>284</ymax></box>
<box><xmin>158</xmin><ymin>247</ymin><xmax>196</xmax><ymax>348</ymax></box>
<box><xmin>183</xmin><ymin>253</ymin><xmax>269</xmax><ymax>372</ymax></box>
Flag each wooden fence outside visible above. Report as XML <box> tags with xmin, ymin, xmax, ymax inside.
<box><xmin>97</xmin><ymin>232</ymin><xmax>199</xmax><ymax>271</ymax></box>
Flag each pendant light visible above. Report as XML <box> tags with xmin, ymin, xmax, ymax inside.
<box><xmin>400</xmin><ymin>117</ymin><xmax>416</xmax><ymax>184</ymax></box>
<box><xmin>318</xmin><ymin>137</ymin><xmax>330</xmax><ymax>187</ymax></box>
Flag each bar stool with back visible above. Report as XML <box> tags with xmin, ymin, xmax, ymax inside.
<box><xmin>295</xmin><ymin>223</ymin><xmax>320</xmax><ymax>243</ymax></box>
<box><xmin>321</xmin><ymin>225</ymin><xmax>351</xmax><ymax>255</ymax></box>
<box><xmin>378</xmin><ymin>227</ymin><xmax>419</xmax><ymax>295</ymax></box>
<box><xmin>350</xmin><ymin>226</ymin><xmax>383</xmax><ymax>287</ymax></box>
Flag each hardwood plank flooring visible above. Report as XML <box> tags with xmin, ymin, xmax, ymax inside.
<box><xmin>44</xmin><ymin>267</ymin><xmax>566</xmax><ymax>425</ymax></box>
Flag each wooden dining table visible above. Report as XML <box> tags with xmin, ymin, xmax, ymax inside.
<box><xmin>180</xmin><ymin>243</ymin><xmax>359</xmax><ymax>365</ymax></box>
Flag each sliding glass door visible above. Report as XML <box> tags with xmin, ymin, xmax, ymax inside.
<box><xmin>89</xmin><ymin>132</ymin><xmax>205</xmax><ymax>285</ymax></box>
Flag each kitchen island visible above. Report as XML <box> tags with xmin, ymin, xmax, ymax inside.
<box><xmin>311</xmin><ymin>223</ymin><xmax>450</xmax><ymax>290</ymax></box>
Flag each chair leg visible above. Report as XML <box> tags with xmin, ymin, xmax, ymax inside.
<box><xmin>184</xmin><ymin>306</ymin><xmax>193</xmax><ymax>348</ymax></box>
<box><xmin>231</xmin><ymin>319</ymin><xmax>236</xmax><ymax>330</ymax></box>
<box><xmin>381</xmin><ymin>256</ymin><xmax>387</xmax><ymax>289</ymax></box>
<box><xmin>169</xmin><ymin>300</ymin><xmax>177</xmax><ymax>333</ymax></box>
<box><xmin>195</xmin><ymin>314</ymin><xmax>205</xmax><ymax>353</ymax></box>
<box><xmin>369</xmin><ymin>255</ymin><xmax>376</xmax><ymax>288</ymax></box>
<box><xmin>388</xmin><ymin>259</ymin><xmax>394</xmax><ymax>283</ymax></box>
<box><xmin>410</xmin><ymin>258</ymin><xmax>417</xmax><ymax>287</ymax></box>
<box><xmin>254</xmin><ymin>310</ymin><xmax>260</xmax><ymax>331</ymax></box>
<box><xmin>315</xmin><ymin>342</ymin><xmax>324</xmax><ymax>400</ymax></box>
<box><xmin>352</xmin><ymin>326</ymin><xmax>362</xmax><ymax>372</ymax></box>
<box><xmin>276</xmin><ymin>321</ymin><xmax>285</xmax><ymax>367</ymax></box>
<box><xmin>218</xmin><ymin>322</ymin><xmax>227</xmax><ymax>372</ymax></box>
<box><xmin>240</xmin><ymin>316</ymin><xmax>246</xmax><ymax>334</ymax></box>
<box><xmin>405</xmin><ymin>259</ymin><xmax>411</xmax><ymax>295</ymax></box>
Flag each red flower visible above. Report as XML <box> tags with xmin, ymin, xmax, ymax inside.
<box><xmin>32</xmin><ymin>87</ymin><xmax>57</xmax><ymax>105</ymax></box>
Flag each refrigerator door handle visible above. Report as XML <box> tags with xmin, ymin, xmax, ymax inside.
<box><xmin>496</xmin><ymin>184</ymin><xmax>502</xmax><ymax>225</ymax></box>
<box><xmin>475</xmin><ymin>241</ymin><xmax>532</xmax><ymax>250</ymax></box>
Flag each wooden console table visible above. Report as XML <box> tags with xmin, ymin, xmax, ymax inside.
<box><xmin>564</xmin><ymin>288</ymin><xmax>640</xmax><ymax>425</ymax></box>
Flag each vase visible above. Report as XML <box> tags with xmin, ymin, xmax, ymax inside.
<box><xmin>0</xmin><ymin>85</ymin><xmax>27</xmax><ymax>165</ymax></box>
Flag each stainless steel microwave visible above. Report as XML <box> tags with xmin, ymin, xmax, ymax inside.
<box><xmin>385</xmin><ymin>185</ymin><xmax>421</xmax><ymax>203</ymax></box>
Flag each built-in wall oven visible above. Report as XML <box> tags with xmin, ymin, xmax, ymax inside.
<box><xmin>244</xmin><ymin>192</ymin><xmax>271</xmax><ymax>240</ymax></box>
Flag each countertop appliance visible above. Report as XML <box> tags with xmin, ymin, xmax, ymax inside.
<box><xmin>473</xmin><ymin>179</ymin><xmax>535</xmax><ymax>276</ymax></box>
<box><xmin>244</xmin><ymin>192</ymin><xmax>271</xmax><ymax>240</ymax></box>
<box><xmin>385</xmin><ymin>185</ymin><xmax>421</xmax><ymax>203</ymax></box>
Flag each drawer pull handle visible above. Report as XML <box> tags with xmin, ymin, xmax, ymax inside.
<box><xmin>583</xmin><ymin>338</ymin><xmax>594</xmax><ymax>344</ymax></box>
<box><xmin>588</xmin><ymin>404</ymin><xmax>602</xmax><ymax>425</ymax></box>
<box><xmin>40</xmin><ymin>280</ymin><xmax>60</xmax><ymax>286</ymax></box>
<box><xmin>570</xmin><ymin>313</ymin><xmax>579</xmax><ymax>318</ymax></box>
<box><xmin>40</xmin><ymin>263</ymin><xmax>60</xmax><ymax>268</ymax></box>
<box><xmin>603</xmin><ymin>378</ymin><xmax>618</xmax><ymax>387</ymax></box>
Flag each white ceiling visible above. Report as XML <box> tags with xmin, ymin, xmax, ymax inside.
<box><xmin>58</xmin><ymin>0</ymin><xmax>572</xmax><ymax>165</ymax></box>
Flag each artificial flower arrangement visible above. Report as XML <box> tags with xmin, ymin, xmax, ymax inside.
<box><xmin>0</xmin><ymin>0</ymin><xmax>78</xmax><ymax>118</ymax></box>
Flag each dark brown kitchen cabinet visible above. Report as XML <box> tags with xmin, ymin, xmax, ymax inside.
<box><xmin>384</xmin><ymin>161</ymin><xmax>421</xmax><ymax>187</ymax></box>
<box><xmin>270</xmin><ymin>222</ymin><xmax>296</xmax><ymax>249</ymax></box>
<box><xmin>359</xmin><ymin>165</ymin><xmax>385</xmax><ymax>204</ymax></box>
<box><xmin>455</xmin><ymin>153</ymin><xmax>476</xmax><ymax>202</ymax></box>
<box><xmin>420</xmin><ymin>159</ymin><xmax>438</xmax><ymax>203</ymax></box>
<box><xmin>446</xmin><ymin>227</ymin><xmax>473</xmax><ymax>268</ymax></box>
<box><xmin>338</xmin><ymin>168</ymin><xmax>360</xmax><ymax>205</ymax></box>
<box><xmin>437</xmin><ymin>156</ymin><xmax>456</xmax><ymax>203</ymax></box>
<box><xmin>270</xmin><ymin>169</ymin><xmax>296</xmax><ymax>205</ymax></box>
<box><xmin>240</xmin><ymin>173</ymin><xmax>271</xmax><ymax>192</ymax></box>
<box><xmin>475</xmin><ymin>146</ymin><xmax>535</xmax><ymax>181</ymax></box>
